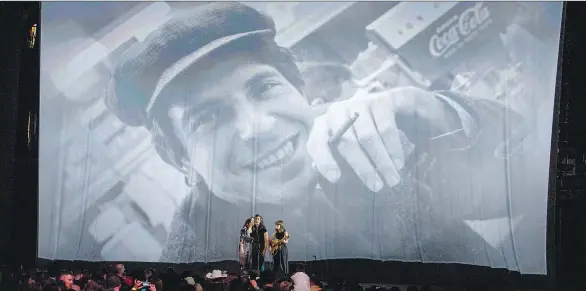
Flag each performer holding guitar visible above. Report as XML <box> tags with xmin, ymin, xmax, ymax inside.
<box><xmin>270</xmin><ymin>220</ymin><xmax>290</xmax><ymax>274</ymax></box>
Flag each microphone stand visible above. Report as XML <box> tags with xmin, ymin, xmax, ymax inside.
<box><xmin>255</xmin><ymin>226</ymin><xmax>260</xmax><ymax>273</ymax></box>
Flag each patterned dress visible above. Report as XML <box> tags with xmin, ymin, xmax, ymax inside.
<box><xmin>239</xmin><ymin>227</ymin><xmax>253</xmax><ymax>269</ymax></box>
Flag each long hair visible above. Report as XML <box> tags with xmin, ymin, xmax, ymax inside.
<box><xmin>242</xmin><ymin>218</ymin><xmax>253</xmax><ymax>229</ymax></box>
<box><xmin>274</xmin><ymin>220</ymin><xmax>286</xmax><ymax>233</ymax></box>
<box><xmin>254</xmin><ymin>214</ymin><xmax>265</xmax><ymax>229</ymax></box>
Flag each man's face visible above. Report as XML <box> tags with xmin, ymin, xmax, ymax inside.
<box><xmin>60</xmin><ymin>274</ymin><xmax>73</xmax><ymax>288</ymax></box>
<box><xmin>116</xmin><ymin>264</ymin><xmax>125</xmax><ymax>275</ymax></box>
<box><xmin>254</xmin><ymin>216</ymin><xmax>261</xmax><ymax>226</ymax></box>
<box><xmin>167</xmin><ymin>55</ymin><xmax>316</xmax><ymax>204</ymax></box>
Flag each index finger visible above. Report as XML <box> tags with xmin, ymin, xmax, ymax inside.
<box><xmin>307</xmin><ymin>115</ymin><xmax>341</xmax><ymax>183</ymax></box>
<box><xmin>370</xmin><ymin>103</ymin><xmax>405</xmax><ymax>171</ymax></box>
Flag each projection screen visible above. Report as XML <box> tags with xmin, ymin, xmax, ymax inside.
<box><xmin>39</xmin><ymin>2</ymin><xmax>563</xmax><ymax>274</ymax></box>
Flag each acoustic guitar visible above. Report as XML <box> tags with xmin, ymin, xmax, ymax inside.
<box><xmin>270</xmin><ymin>236</ymin><xmax>287</xmax><ymax>256</ymax></box>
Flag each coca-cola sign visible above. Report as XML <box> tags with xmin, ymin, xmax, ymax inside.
<box><xmin>367</xmin><ymin>2</ymin><xmax>516</xmax><ymax>82</ymax></box>
<box><xmin>429</xmin><ymin>2</ymin><xmax>492</xmax><ymax>58</ymax></box>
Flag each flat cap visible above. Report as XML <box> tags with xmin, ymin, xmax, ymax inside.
<box><xmin>106</xmin><ymin>2</ymin><xmax>276</xmax><ymax>127</ymax></box>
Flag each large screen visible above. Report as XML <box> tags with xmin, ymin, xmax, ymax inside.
<box><xmin>39</xmin><ymin>2</ymin><xmax>563</xmax><ymax>274</ymax></box>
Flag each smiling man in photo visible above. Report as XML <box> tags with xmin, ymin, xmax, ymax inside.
<box><xmin>106</xmin><ymin>2</ymin><xmax>540</xmax><ymax>268</ymax></box>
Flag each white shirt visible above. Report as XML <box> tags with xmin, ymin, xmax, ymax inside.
<box><xmin>291</xmin><ymin>272</ymin><xmax>310</xmax><ymax>291</ymax></box>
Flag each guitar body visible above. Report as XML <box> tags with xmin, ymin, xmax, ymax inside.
<box><xmin>270</xmin><ymin>239</ymin><xmax>282</xmax><ymax>256</ymax></box>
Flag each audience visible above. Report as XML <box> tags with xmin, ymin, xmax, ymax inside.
<box><xmin>0</xmin><ymin>263</ymin><xmax>452</xmax><ymax>291</ymax></box>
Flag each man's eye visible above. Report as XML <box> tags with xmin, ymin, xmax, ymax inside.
<box><xmin>261</xmin><ymin>82</ymin><xmax>279</xmax><ymax>91</ymax></box>
<box><xmin>252</xmin><ymin>81</ymin><xmax>284</xmax><ymax>99</ymax></box>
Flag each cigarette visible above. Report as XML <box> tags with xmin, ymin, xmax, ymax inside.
<box><xmin>327</xmin><ymin>112</ymin><xmax>359</xmax><ymax>146</ymax></box>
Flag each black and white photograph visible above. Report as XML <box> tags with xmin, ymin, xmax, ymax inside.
<box><xmin>38</xmin><ymin>1</ymin><xmax>563</xmax><ymax>275</ymax></box>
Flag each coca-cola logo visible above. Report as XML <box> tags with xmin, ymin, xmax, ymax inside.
<box><xmin>429</xmin><ymin>3</ymin><xmax>491</xmax><ymax>57</ymax></box>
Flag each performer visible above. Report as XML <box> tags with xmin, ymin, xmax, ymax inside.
<box><xmin>270</xmin><ymin>220</ymin><xmax>290</xmax><ymax>275</ymax></box>
<box><xmin>251</xmin><ymin>214</ymin><xmax>268</xmax><ymax>271</ymax></box>
<box><xmin>239</xmin><ymin>217</ymin><xmax>254</xmax><ymax>270</ymax></box>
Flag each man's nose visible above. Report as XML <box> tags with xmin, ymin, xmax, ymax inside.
<box><xmin>235</xmin><ymin>107</ymin><xmax>276</xmax><ymax>141</ymax></box>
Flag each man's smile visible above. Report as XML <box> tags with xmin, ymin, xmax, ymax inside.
<box><xmin>243</xmin><ymin>133</ymin><xmax>300</xmax><ymax>171</ymax></box>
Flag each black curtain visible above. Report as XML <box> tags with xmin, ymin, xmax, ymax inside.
<box><xmin>556</xmin><ymin>2</ymin><xmax>586</xmax><ymax>289</ymax></box>
<box><xmin>0</xmin><ymin>2</ymin><xmax>40</xmax><ymax>270</ymax></box>
<box><xmin>0</xmin><ymin>3</ymin><xmax>25</xmax><ymax>267</ymax></box>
